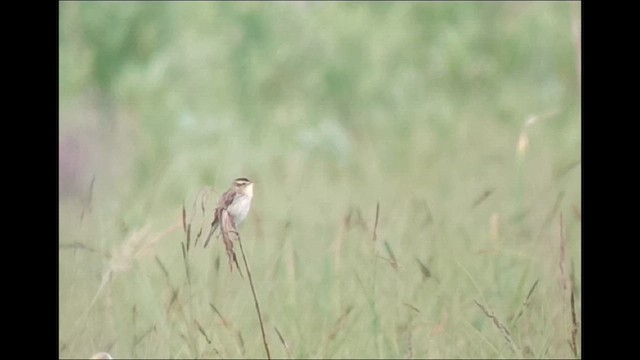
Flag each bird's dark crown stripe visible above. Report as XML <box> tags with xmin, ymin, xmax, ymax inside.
<box><xmin>235</xmin><ymin>177</ymin><xmax>251</xmax><ymax>183</ymax></box>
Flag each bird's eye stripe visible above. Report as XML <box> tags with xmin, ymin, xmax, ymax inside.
<box><xmin>234</xmin><ymin>178</ymin><xmax>251</xmax><ymax>186</ymax></box>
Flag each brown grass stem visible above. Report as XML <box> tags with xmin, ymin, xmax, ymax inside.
<box><xmin>79</xmin><ymin>175</ymin><xmax>95</xmax><ymax>223</ymax></box>
<box><xmin>473</xmin><ymin>299</ymin><xmax>521</xmax><ymax>356</ymax></box>
<box><xmin>511</xmin><ymin>279</ymin><xmax>539</xmax><ymax>325</ymax></box>
<box><xmin>372</xmin><ymin>201</ymin><xmax>380</xmax><ymax>242</ymax></box>
<box><xmin>274</xmin><ymin>326</ymin><xmax>293</xmax><ymax>360</ymax></box>
<box><xmin>237</xmin><ymin>235</ymin><xmax>271</xmax><ymax>359</ymax></box>
<box><xmin>209</xmin><ymin>302</ymin><xmax>231</xmax><ymax>329</ymax></box>
<box><xmin>569</xmin><ymin>288</ymin><xmax>579</xmax><ymax>358</ymax></box>
<box><xmin>472</xmin><ymin>188</ymin><xmax>495</xmax><ymax>209</ymax></box>
<box><xmin>58</xmin><ymin>242</ymin><xmax>110</xmax><ymax>258</ymax></box>
<box><xmin>558</xmin><ymin>213</ymin><xmax>570</xmax><ymax>291</ymax></box>
<box><xmin>405</xmin><ymin>332</ymin><xmax>413</xmax><ymax>359</ymax></box>
<box><xmin>195</xmin><ymin>319</ymin><xmax>212</xmax><ymax>344</ymax></box>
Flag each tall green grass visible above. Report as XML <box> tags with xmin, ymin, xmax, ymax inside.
<box><xmin>59</xmin><ymin>2</ymin><xmax>580</xmax><ymax>358</ymax></box>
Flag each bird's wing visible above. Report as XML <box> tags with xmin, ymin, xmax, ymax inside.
<box><xmin>218</xmin><ymin>189</ymin><xmax>238</xmax><ymax>207</ymax></box>
<box><xmin>204</xmin><ymin>190</ymin><xmax>237</xmax><ymax>248</ymax></box>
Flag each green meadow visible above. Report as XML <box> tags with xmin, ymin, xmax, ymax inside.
<box><xmin>59</xmin><ymin>2</ymin><xmax>581</xmax><ymax>358</ymax></box>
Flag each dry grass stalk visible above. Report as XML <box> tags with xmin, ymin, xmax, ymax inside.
<box><xmin>558</xmin><ymin>213</ymin><xmax>570</xmax><ymax>291</ymax></box>
<box><xmin>237</xmin><ymin>331</ymin><xmax>246</xmax><ymax>357</ymax></box>
<box><xmin>274</xmin><ymin>326</ymin><xmax>293</xmax><ymax>360</ymax></box>
<box><xmin>314</xmin><ymin>305</ymin><xmax>355</xmax><ymax>357</ymax></box>
<box><xmin>415</xmin><ymin>258</ymin><xmax>432</xmax><ymax>281</ymax></box>
<box><xmin>201</xmin><ymin>189</ymin><xmax>209</xmax><ymax>214</ymax></box>
<box><xmin>186</xmin><ymin>224</ymin><xmax>192</xmax><ymax>251</ymax></box>
<box><xmin>111</xmin><ymin>221</ymin><xmax>182</xmax><ymax>274</ymax></box>
<box><xmin>558</xmin><ymin>213</ymin><xmax>580</xmax><ymax>357</ymax></box>
<box><xmin>372</xmin><ymin>201</ymin><xmax>380</xmax><ymax>242</ymax></box>
<box><xmin>405</xmin><ymin>332</ymin><xmax>413</xmax><ymax>359</ymax></box>
<box><xmin>208</xmin><ymin>302</ymin><xmax>241</xmax><ymax>356</ymax></box>
<box><xmin>369</xmin><ymin>203</ymin><xmax>400</xmax><ymax>270</ymax></box>
<box><xmin>181</xmin><ymin>242</ymin><xmax>191</xmax><ymax>289</ymax></box>
<box><xmin>569</xmin><ymin>288</ymin><xmax>579</xmax><ymax>357</ymax></box>
<box><xmin>236</xmin><ymin>233</ymin><xmax>271</xmax><ymax>359</ymax></box>
<box><xmin>570</xmin><ymin>259</ymin><xmax>577</xmax><ymax>296</ymax></box>
<box><xmin>195</xmin><ymin>319</ymin><xmax>212</xmax><ymax>344</ymax></box>
<box><xmin>179</xmin><ymin>332</ymin><xmax>197</xmax><ymax>356</ymax></box>
<box><xmin>68</xmin><ymin>221</ymin><xmax>181</xmax><ymax>342</ymax></box>
<box><xmin>80</xmin><ymin>175</ymin><xmax>96</xmax><ymax>223</ymax></box>
<box><xmin>382</xmin><ymin>241</ymin><xmax>398</xmax><ymax>271</ymax></box>
<box><xmin>59</xmin><ymin>241</ymin><xmax>110</xmax><ymax>258</ymax></box>
<box><xmin>154</xmin><ymin>255</ymin><xmax>191</xmax><ymax>329</ymax></box>
<box><xmin>193</xmin><ymin>190</ymin><xmax>210</xmax><ymax>247</ymax></box>
<box><xmin>182</xmin><ymin>188</ymin><xmax>213</xmax><ymax>250</ymax></box>
<box><xmin>313</xmin><ymin>304</ymin><xmax>355</xmax><ymax>359</ymax></box>
<box><xmin>327</xmin><ymin>305</ymin><xmax>354</xmax><ymax>342</ymax></box>
<box><xmin>511</xmin><ymin>279</ymin><xmax>539</xmax><ymax>325</ymax></box>
<box><xmin>154</xmin><ymin>255</ymin><xmax>170</xmax><ymax>280</ymax></box>
<box><xmin>473</xmin><ymin>299</ymin><xmax>520</xmax><ymax>356</ymax></box>
<box><xmin>182</xmin><ymin>202</ymin><xmax>187</xmax><ymax>233</ymax></box>
<box><xmin>403</xmin><ymin>303</ymin><xmax>421</xmax><ymax>314</ymax></box>
<box><xmin>209</xmin><ymin>302</ymin><xmax>232</xmax><ymax>329</ymax></box>
<box><xmin>180</xmin><ymin>207</ymin><xmax>202</xmax><ymax>357</ymax></box>
<box><xmin>472</xmin><ymin>188</ymin><xmax>495</xmax><ymax>209</ymax></box>
<box><xmin>374</xmin><ymin>252</ymin><xmax>397</xmax><ymax>270</ymax></box>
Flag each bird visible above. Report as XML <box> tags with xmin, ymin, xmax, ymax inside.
<box><xmin>204</xmin><ymin>177</ymin><xmax>254</xmax><ymax>248</ymax></box>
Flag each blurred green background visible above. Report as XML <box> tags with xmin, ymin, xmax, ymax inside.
<box><xmin>59</xmin><ymin>2</ymin><xmax>581</xmax><ymax>359</ymax></box>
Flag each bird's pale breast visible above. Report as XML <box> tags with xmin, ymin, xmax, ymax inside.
<box><xmin>227</xmin><ymin>193</ymin><xmax>252</xmax><ymax>225</ymax></box>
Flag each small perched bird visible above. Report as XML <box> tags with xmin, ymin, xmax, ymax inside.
<box><xmin>204</xmin><ymin>177</ymin><xmax>254</xmax><ymax>248</ymax></box>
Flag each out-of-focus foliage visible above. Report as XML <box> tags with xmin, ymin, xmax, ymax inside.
<box><xmin>59</xmin><ymin>2</ymin><xmax>580</xmax><ymax>359</ymax></box>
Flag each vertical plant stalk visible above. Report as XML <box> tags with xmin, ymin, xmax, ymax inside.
<box><xmin>372</xmin><ymin>201</ymin><xmax>380</xmax><ymax>242</ymax></box>
<box><xmin>569</xmin><ymin>289</ymin><xmax>579</xmax><ymax>358</ymax></box>
<box><xmin>511</xmin><ymin>279</ymin><xmax>540</xmax><ymax>325</ymax></box>
<box><xmin>208</xmin><ymin>195</ymin><xmax>269</xmax><ymax>358</ymax></box>
<box><xmin>473</xmin><ymin>299</ymin><xmax>521</xmax><ymax>357</ymax></box>
<box><xmin>274</xmin><ymin>326</ymin><xmax>293</xmax><ymax>360</ymax></box>
<box><xmin>237</xmin><ymin>234</ymin><xmax>271</xmax><ymax>360</ymax></box>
